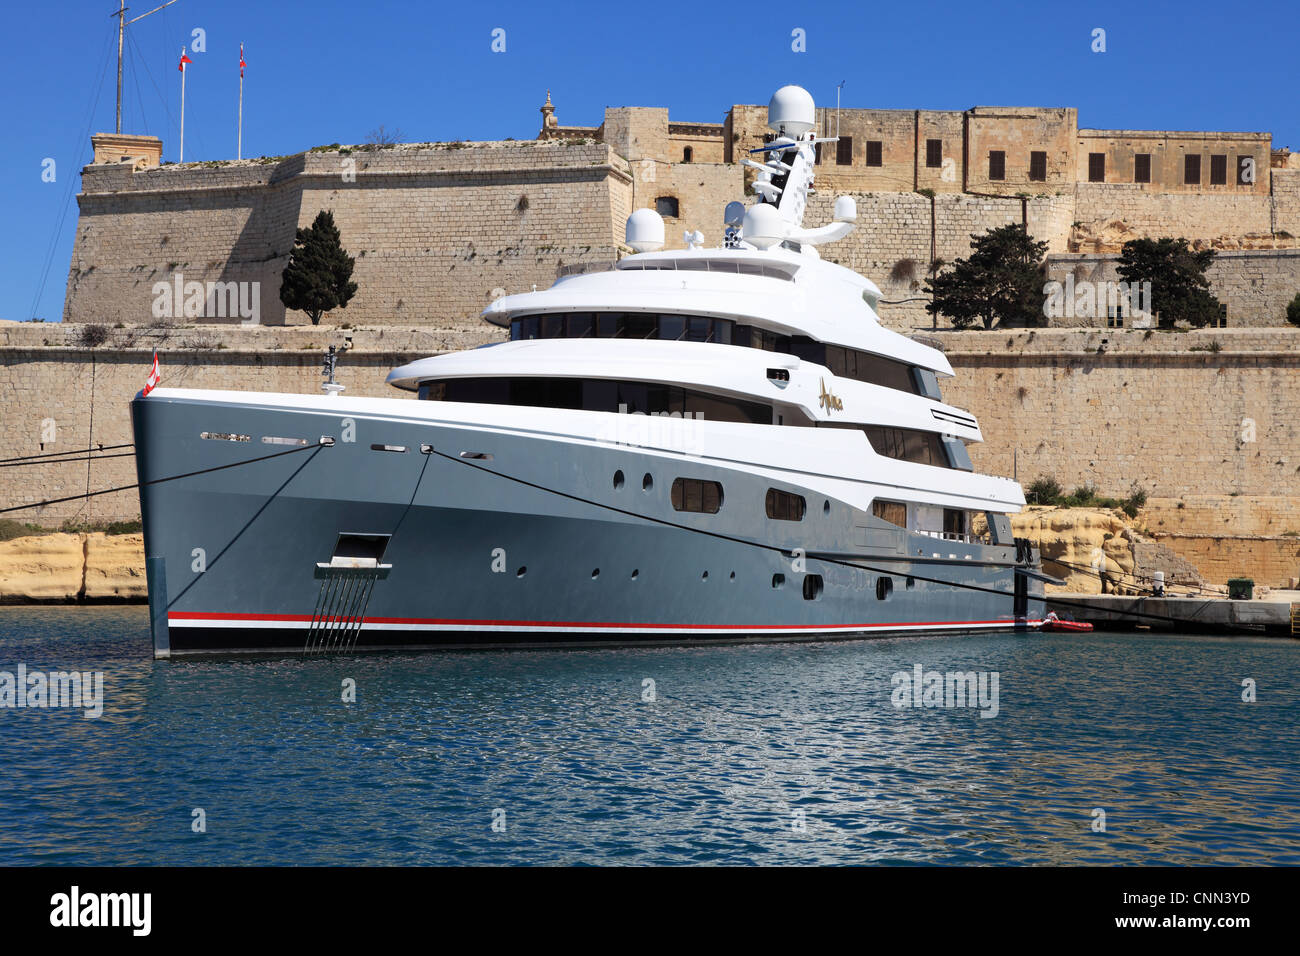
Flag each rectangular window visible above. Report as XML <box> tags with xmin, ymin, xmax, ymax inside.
<box><xmin>1237</xmin><ymin>155</ymin><xmax>1254</xmax><ymax>185</ymax></box>
<box><xmin>1029</xmin><ymin>151</ymin><xmax>1047</xmax><ymax>182</ymax></box>
<box><xmin>813</xmin><ymin>142</ymin><xmax>822</xmax><ymax>165</ymax></box>
<box><xmin>1184</xmin><ymin>154</ymin><xmax>1201</xmax><ymax>185</ymax></box>
<box><xmin>864</xmin><ymin>426</ymin><xmax>948</xmax><ymax>467</ymax></box>
<box><xmin>1210</xmin><ymin>154</ymin><xmax>1227</xmax><ymax>185</ymax></box>
<box><xmin>942</xmin><ymin>508</ymin><xmax>967</xmax><ymax>539</ymax></box>
<box><xmin>988</xmin><ymin>150</ymin><xmax>1005</xmax><ymax>181</ymax></box>
<box><xmin>872</xmin><ymin>500</ymin><xmax>907</xmax><ymax>528</ymax></box>
<box><xmin>926</xmin><ymin>139</ymin><xmax>942</xmax><ymax>168</ymax></box>
<box><xmin>765</xmin><ymin>488</ymin><xmax>806</xmax><ymax>521</ymax></box>
<box><xmin>836</xmin><ymin>136</ymin><xmax>853</xmax><ymax>165</ymax></box>
<box><xmin>1088</xmin><ymin>153</ymin><xmax>1105</xmax><ymax>183</ymax></box>
<box><xmin>1134</xmin><ymin>153</ymin><xmax>1151</xmax><ymax>183</ymax></box>
<box><xmin>671</xmin><ymin>478</ymin><xmax>723</xmax><ymax>514</ymax></box>
<box><xmin>865</xmin><ymin>140</ymin><xmax>883</xmax><ymax>167</ymax></box>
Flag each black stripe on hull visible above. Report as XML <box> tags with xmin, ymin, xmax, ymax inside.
<box><xmin>165</xmin><ymin>623</ymin><xmax>1037</xmax><ymax>656</ymax></box>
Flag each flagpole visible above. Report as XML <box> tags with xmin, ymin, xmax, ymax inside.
<box><xmin>238</xmin><ymin>44</ymin><xmax>244</xmax><ymax>160</ymax></box>
<box><xmin>180</xmin><ymin>47</ymin><xmax>186</xmax><ymax>163</ymax></box>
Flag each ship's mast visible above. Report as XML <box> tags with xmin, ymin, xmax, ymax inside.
<box><xmin>110</xmin><ymin>0</ymin><xmax>180</xmax><ymax>135</ymax></box>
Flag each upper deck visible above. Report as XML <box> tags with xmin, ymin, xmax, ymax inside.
<box><xmin>481</xmin><ymin>247</ymin><xmax>953</xmax><ymax>378</ymax></box>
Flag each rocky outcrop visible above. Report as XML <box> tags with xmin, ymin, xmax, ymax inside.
<box><xmin>0</xmin><ymin>533</ymin><xmax>145</xmax><ymax>603</ymax></box>
<box><xmin>1012</xmin><ymin>507</ymin><xmax>1211</xmax><ymax>594</ymax></box>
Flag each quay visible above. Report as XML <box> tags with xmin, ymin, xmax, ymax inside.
<box><xmin>1049</xmin><ymin>594</ymin><xmax>1299</xmax><ymax>637</ymax></box>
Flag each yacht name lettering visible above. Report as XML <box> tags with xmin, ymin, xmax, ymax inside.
<box><xmin>818</xmin><ymin>378</ymin><xmax>843</xmax><ymax>412</ymax></box>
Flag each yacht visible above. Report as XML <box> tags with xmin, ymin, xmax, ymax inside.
<box><xmin>131</xmin><ymin>85</ymin><xmax>1048</xmax><ymax>657</ymax></box>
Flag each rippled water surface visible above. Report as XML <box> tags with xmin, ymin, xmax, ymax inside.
<box><xmin>0</xmin><ymin>606</ymin><xmax>1297</xmax><ymax>865</ymax></box>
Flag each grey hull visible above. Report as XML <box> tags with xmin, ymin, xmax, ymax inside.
<box><xmin>132</xmin><ymin>394</ymin><xmax>1045</xmax><ymax>657</ymax></box>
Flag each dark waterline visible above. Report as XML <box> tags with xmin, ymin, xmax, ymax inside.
<box><xmin>0</xmin><ymin>605</ymin><xmax>1296</xmax><ymax>865</ymax></box>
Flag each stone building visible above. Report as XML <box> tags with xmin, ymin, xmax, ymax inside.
<box><xmin>63</xmin><ymin>91</ymin><xmax>1300</xmax><ymax>330</ymax></box>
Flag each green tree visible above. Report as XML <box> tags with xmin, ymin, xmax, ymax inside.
<box><xmin>924</xmin><ymin>224</ymin><xmax>1048</xmax><ymax>330</ymax></box>
<box><xmin>279</xmin><ymin>210</ymin><xmax>358</xmax><ymax>326</ymax></box>
<box><xmin>1115</xmin><ymin>237</ymin><xmax>1220</xmax><ymax>328</ymax></box>
<box><xmin>1287</xmin><ymin>292</ymin><xmax>1300</xmax><ymax>328</ymax></box>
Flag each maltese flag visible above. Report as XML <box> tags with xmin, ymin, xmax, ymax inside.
<box><xmin>142</xmin><ymin>352</ymin><xmax>161</xmax><ymax>397</ymax></box>
<box><xmin>178</xmin><ymin>48</ymin><xmax>193</xmax><ymax>72</ymax></box>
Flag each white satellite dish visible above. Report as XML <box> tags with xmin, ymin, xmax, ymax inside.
<box><xmin>625</xmin><ymin>208</ymin><xmax>665</xmax><ymax>253</ymax></box>
<box><xmin>767</xmin><ymin>85</ymin><xmax>815</xmax><ymax>137</ymax></box>
<box><xmin>742</xmin><ymin>203</ymin><xmax>786</xmax><ymax>250</ymax></box>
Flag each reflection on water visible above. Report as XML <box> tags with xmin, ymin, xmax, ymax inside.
<box><xmin>0</xmin><ymin>606</ymin><xmax>1297</xmax><ymax>865</ymax></box>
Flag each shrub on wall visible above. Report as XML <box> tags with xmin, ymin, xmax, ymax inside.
<box><xmin>1287</xmin><ymin>292</ymin><xmax>1300</xmax><ymax>327</ymax></box>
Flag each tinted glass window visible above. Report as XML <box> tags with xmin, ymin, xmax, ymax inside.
<box><xmin>420</xmin><ymin>376</ymin><xmax>769</xmax><ymax>424</ymax></box>
<box><xmin>671</xmin><ymin>478</ymin><xmax>723</xmax><ymax>514</ymax></box>
<box><xmin>766</xmin><ymin>488</ymin><xmax>806</xmax><ymax>521</ymax></box>
<box><xmin>863</xmin><ymin>426</ymin><xmax>949</xmax><ymax>467</ymax></box>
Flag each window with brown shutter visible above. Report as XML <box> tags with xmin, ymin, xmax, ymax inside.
<box><xmin>1184</xmin><ymin>155</ymin><xmax>1201</xmax><ymax>185</ymax></box>
<box><xmin>1210</xmin><ymin>154</ymin><xmax>1227</xmax><ymax>185</ymax></box>
<box><xmin>836</xmin><ymin>136</ymin><xmax>853</xmax><ymax>165</ymax></box>
<box><xmin>926</xmin><ymin>139</ymin><xmax>942</xmax><ymax>168</ymax></box>
<box><xmin>1029</xmin><ymin>151</ymin><xmax>1047</xmax><ymax>181</ymax></box>
<box><xmin>1088</xmin><ymin>153</ymin><xmax>1105</xmax><ymax>182</ymax></box>
<box><xmin>988</xmin><ymin>150</ymin><xmax>1005</xmax><ymax>181</ymax></box>
<box><xmin>866</xmin><ymin>140</ymin><xmax>883</xmax><ymax>167</ymax></box>
<box><xmin>1134</xmin><ymin>153</ymin><xmax>1151</xmax><ymax>183</ymax></box>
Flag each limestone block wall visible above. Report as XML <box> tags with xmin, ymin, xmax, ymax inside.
<box><xmin>1045</xmin><ymin>250</ymin><xmax>1300</xmax><ymax>326</ymax></box>
<box><xmin>4</xmin><ymin>324</ymin><xmax>1298</xmax><ymax>531</ymax></box>
<box><xmin>1072</xmin><ymin>182</ymin><xmax>1273</xmax><ymax>242</ymax></box>
<box><xmin>809</xmin><ymin>191</ymin><xmax>1075</xmax><ymax>330</ymax></box>
<box><xmin>64</xmin><ymin>142</ymin><xmax>632</xmax><ymax>330</ymax></box>
<box><xmin>937</xmin><ymin>328</ymin><xmax>1300</xmax><ymax>499</ymax></box>
<box><xmin>621</xmin><ymin>161</ymin><xmax>743</xmax><ymax>249</ymax></box>
<box><xmin>1274</xmin><ymin>168</ymin><xmax>1300</xmax><ymax>237</ymax></box>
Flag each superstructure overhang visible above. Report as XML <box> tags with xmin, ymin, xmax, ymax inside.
<box><xmin>481</xmin><ymin>248</ymin><xmax>953</xmax><ymax>378</ymax></box>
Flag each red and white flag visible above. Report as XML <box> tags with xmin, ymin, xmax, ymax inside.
<box><xmin>142</xmin><ymin>352</ymin><xmax>161</xmax><ymax>397</ymax></box>
<box><xmin>239</xmin><ymin>43</ymin><xmax>246</xmax><ymax>78</ymax></box>
<box><xmin>178</xmin><ymin>47</ymin><xmax>193</xmax><ymax>72</ymax></box>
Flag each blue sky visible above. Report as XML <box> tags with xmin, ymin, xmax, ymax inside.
<box><xmin>5</xmin><ymin>0</ymin><xmax>1297</xmax><ymax>322</ymax></box>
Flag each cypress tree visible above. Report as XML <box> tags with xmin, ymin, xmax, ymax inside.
<box><xmin>279</xmin><ymin>210</ymin><xmax>358</xmax><ymax>326</ymax></box>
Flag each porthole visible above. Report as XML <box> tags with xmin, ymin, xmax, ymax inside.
<box><xmin>516</xmin><ymin>566</ymin><xmax>527</xmax><ymax>578</ymax></box>
<box><xmin>613</xmin><ymin>470</ymin><xmax>625</xmax><ymax>490</ymax></box>
<box><xmin>876</xmin><ymin>577</ymin><xmax>893</xmax><ymax>600</ymax></box>
<box><xmin>772</xmin><ymin>573</ymin><xmax>785</xmax><ymax>589</ymax></box>
<box><xmin>591</xmin><ymin>568</ymin><xmax>600</xmax><ymax>579</ymax></box>
<box><xmin>906</xmin><ymin>576</ymin><xmax>916</xmax><ymax>590</ymax></box>
<box><xmin>729</xmin><ymin>571</ymin><xmax>736</xmax><ymax>581</ymax></box>
<box><xmin>803</xmin><ymin>574</ymin><xmax>824</xmax><ymax>600</ymax></box>
<box><xmin>642</xmin><ymin>473</ymin><xmax>654</xmax><ymax>492</ymax></box>
<box><xmin>631</xmin><ymin>569</ymin><xmax>639</xmax><ymax>580</ymax></box>
<box><xmin>701</xmin><ymin>571</ymin><xmax>709</xmax><ymax>581</ymax></box>
<box><xmin>823</xmin><ymin>500</ymin><xmax>830</xmax><ymax>515</ymax></box>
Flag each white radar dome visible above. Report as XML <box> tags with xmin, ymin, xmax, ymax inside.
<box><xmin>767</xmin><ymin>85</ymin><xmax>816</xmax><ymax>137</ymax></box>
<box><xmin>742</xmin><ymin>203</ymin><xmax>787</xmax><ymax>250</ymax></box>
<box><xmin>625</xmin><ymin>208</ymin><xmax>665</xmax><ymax>253</ymax></box>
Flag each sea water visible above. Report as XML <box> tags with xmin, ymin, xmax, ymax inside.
<box><xmin>0</xmin><ymin>606</ymin><xmax>1296</xmax><ymax>865</ymax></box>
